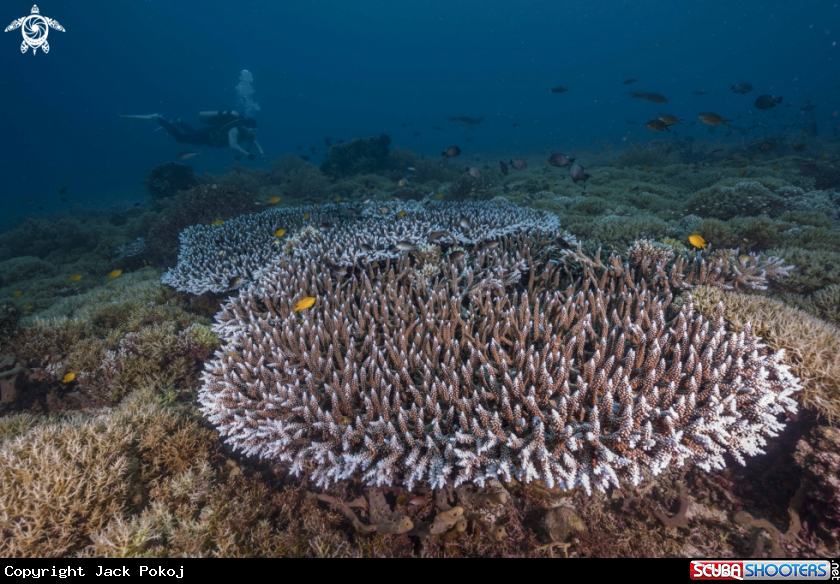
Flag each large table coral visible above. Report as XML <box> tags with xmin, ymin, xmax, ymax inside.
<box><xmin>195</xmin><ymin>203</ymin><xmax>800</xmax><ymax>494</ymax></box>
<box><xmin>163</xmin><ymin>202</ymin><xmax>561</xmax><ymax>295</ymax></box>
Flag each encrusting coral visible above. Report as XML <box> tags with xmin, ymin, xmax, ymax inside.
<box><xmin>198</xmin><ymin>202</ymin><xmax>800</xmax><ymax>495</ymax></box>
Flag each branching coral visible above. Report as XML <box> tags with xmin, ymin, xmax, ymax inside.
<box><xmin>163</xmin><ymin>202</ymin><xmax>561</xmax><ymax>295</ymax></box>
<box><xmin>200</xmin><ymin>210</ymin><xmax>799</xmax><ymax>495</ymax></box>
<box><xmin>688</xmin><ymin>286</ymin><xmax>840</xmax><ymax>422</ymax></box>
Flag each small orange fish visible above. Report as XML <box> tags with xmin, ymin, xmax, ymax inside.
<box><xmin>142</xmin><ymin>259</ymin><xmax>148</xmax><ymax>266</ymax></box>
<box><xmin>213</xmin><ymin>219</ymin><xmax>224</xmax><ymax>226</ymax></box>
<box><xmin>772</xmin><ymin>165</ymin><xmax>779</xmax><ymax>171</ymax></box>
<box><xmin>267</xmin><ymin>196</ymin><xmax>281</xmax><ymax>204</ymax></box>
<box><xmin>398</xmin><ymin>179</ymin><xmax>406</xmax><ymax>187</ymax></box>
<box><xmin>61</xmin><ymin>372</ymin><xmax>76</xmax><ymax>384</ymax></box>
<box><xmin>738</xmin><ymin>169</ymin><xmax>746</xmax><ymax>176</ymax></box>
<box><xmin>23</xmin><ymin>305</ymin><xmax>32</xmax><ymax>311</ymax></box>
<box><xmin>68</xmin><ymin>274</ymin><xmax>83</xmax><ymax>282</ymax></box>
<box><xmin>314</xmin><ymin>203</ymin><xmax>319</xmax><ymax>208</ymax></box>
<box><xmin>436</xmin><ymin>193</ymin><xmax>444</xmax><ymax>199</ymax></box>
<box><xmin>304</xmin><ymin>213</ymin><xmax>310</xmax><ymax>220</ymax></box>
<box><xmin>397</xmin><ymin>210</ymin><xmax>406</xmax><ymax>217</ymax></box>
<box><xmin>688</xmin><ymin>234</ymin><xmax>707</xmax><ymax>250</ymax></box>
<box><xmin>642</xmin><ymin>165</ymin><xmax>650</xmax><ymax>171</ymax></box>
<box><xmin>293</xmin><ymin>297</ymin><xmax>316</xmax><ymax>312</ymax></box>
<box><xmin>334</xmin><ymin>197</ymin><xmax>342</xmax><ymax>203</ymax></box>
<box><xmin>274</xmin><ymin>229</ymin><xmax>286</xmax><ymax>237</ymax></box>
<box><xmin>13</xmin><ymin>290</ymin><xmax>22</xmax><ymax>298</ymax></box>
<box><xmin>108</xmin><ymin>269</ymin><xmax>123</xmax><ymax>280</ymax></box>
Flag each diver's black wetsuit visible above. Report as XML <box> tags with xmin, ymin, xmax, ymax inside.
<box><xmin>157</xmin><ymin>118</ymin><xmax>222</xmax><ymax>147</ymax></box>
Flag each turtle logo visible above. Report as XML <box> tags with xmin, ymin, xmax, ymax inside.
<box><xmin>5</xmin><ymin>5</ymin><xmax>64</xmax><ymax>55</ymax></box>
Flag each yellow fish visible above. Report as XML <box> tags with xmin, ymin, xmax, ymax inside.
<box><xmin>272</xmin><ymin>238</ymin><xmax>281</xmax><ymax>245</ymax></box>
<box><xmin>108</xmin><ymin>269</ymin><xmax>123</xmax><ymax>280</ymax></box>
<box><xmin>218</xmin><ymin>250</ymin><xmax>224</xmax><ymax>256</ymax></box>
<box><xmin>436</xmin><ymin>193</ymin><xmax>444</xmax><ymax>199</ymax></box>
<box><xmin>68</xmin><ymin>274</ymin><xmax>83</xmax><ymax>282</ymax></box>
<box><xmin>738</xmin><ymin>254</ymin><xmax>750</xmax><ymax>264</ymax></box>
<box><xmin>24</xmin><ymin>305</ymin><xmax>32</xmax><ymax>311</ymax></box>
<box><xmin>274</xmin><ymin>229</ymin><xmax>286</xmax><ymax>237</ymax></box>
<box><xmin>642</xmin><ymin>165</ymin><xmax>650</xmax><ymax>171</ymax></box>
<box><xmin>293</xmin><ymin>296</ymin><xmax>316</xmax><ymax>312</ymax></box>
<box><xmin>772</xmin><ymin>165</ymin><xmax>779</xmax><ymax>171</ymax></box>
<box><xmin>603</xmin><ymin>144</ymin><xmax>613</xmax><ymax>150</ymax></box>
<box><xmin>738</xmin><ymin>169</ymin><xmax>746</xmax><ymax>176</ymax></box>
<box><xmin>304</xmin><ymin>213</ymin><xmax>310</xmax><ymax>220</ymax></box>
<box><xmin>398</xmin><ymin>179</ymin><xmax>406</xmax><ymax>187</ymax></box>
<box><xmin>548</xmin><ymin>184</ymin><xmax>555</xmax><ymax>189</ymax></box>
<box><xmin>267</xmin><ymin>196</ymin><xmax>281</xmax><ymax>204</ymax></box>
<box><xmin>397</xmin><ymin>210</ymin><xmax>406</xmax><ymax>217</ymax></box>
<box><xmin>142</xmin><ymin>259</ymin><xmax>148</xmax><ymax>266</ymax></box>
<box><xmin>61</xmin><ymin>372</ymin><xmax>76</xmax><ymax>384</ymax></box>
<box><xmin>753</xmin><ymin>154</ymin><xmax>763</xmax><ymax>160</ymax></box>
<box><xmin>688</xmin><ymin>234</ymin><xmax>707</xmax><ymax>250</ymax></box>
<box><xmin>334</xmin><ymin>197</ymin><xmax>342</xmax><ymax>203</ymax></box>
<box><xmin>213</xmin><ymin>219</ymin><xmax>224</xmax><ymax>226</ymax></box>
<box><xmin>13</xmin><ymin>290</ymin><xmax>22</xmax><ymax>298</ymax></box>
<box><xmin>314</xmin><ymin>203</ymin><xmax>319</xmax><ymax>208</ymax></box>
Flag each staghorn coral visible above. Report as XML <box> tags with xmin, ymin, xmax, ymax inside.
<box><xmin>628</xmin><ymin>239</ymin><xmax>675</xmax><ymax>274</ymax></box>
<box><xmin>200</xmin><ymin>216</ymin><xmax>799</xmax><ymax>495</ymax></box>
<box><xmin>775</xmin><ymin>247</ymin><xmax>840</xmax><ymax>295</ymax></box>
<box><xmin>688</xmin><ymin>286</ymin><xmax>840</xmax><ymax>422</ymax></box>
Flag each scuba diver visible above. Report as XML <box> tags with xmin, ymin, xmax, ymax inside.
<box><xmin>120</xmin><ymin>110</ymin><xmax>265</xmax><ymax>160</ymax></box>
<box><xmin>159</xmin><ymin>111</ymin><xmax>265</xmax><ymax>160</ymax></box>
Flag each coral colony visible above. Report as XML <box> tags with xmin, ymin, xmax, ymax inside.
<box><xmin>176</xmin><ymin>201</ymin><xmax>802</xmax><ymax>495</ymax></box>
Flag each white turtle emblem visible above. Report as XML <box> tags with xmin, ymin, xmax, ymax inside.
<box><xmin>5</xmin><ymin>5</ymin><xmax>64</xmax><ymax>55</ymax></box>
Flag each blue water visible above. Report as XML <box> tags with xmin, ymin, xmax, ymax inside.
<box><xmin>1</xmin><ymin>0</ymin><xmax>837</xmax><ymax>220</ymax></box>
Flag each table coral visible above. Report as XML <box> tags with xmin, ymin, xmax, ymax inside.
<box><xmin>199</xmin><ymin>205</ymin><xmax>800</xmax><ymax>495</ymax></box>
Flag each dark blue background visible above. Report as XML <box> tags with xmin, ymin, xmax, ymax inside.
<box><xmin>0</xmin><ymin>0</ymin><xmax>837</xmax><ymax>218</ymax></box>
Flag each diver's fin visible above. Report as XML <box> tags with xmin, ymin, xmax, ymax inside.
<box><xmin>118</xmin><ymin>113</ymin><xmax>163</xmax><ymax>121</ymax></box>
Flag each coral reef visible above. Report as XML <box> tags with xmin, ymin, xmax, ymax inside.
<box><xmin>687</xmin><ymin>286</ymin><xmax>840</xmax><ymax>422</ymax></box>
<box><xmin>145</xmin><ymin>184</ymin><xmax>258</xmax><ymax>266</ymax></box>
<box><xmin>321</xmin><ymin>134</ymin><xmax>394</xmax><ymax>178</ymax></box>
<box><xmin>201</xmin><ymin>213</ymin><xmax>799</xmax><ymax>494</ymax></box>
<box><xmin>163</xmin><ymin>202</ymin><xmax>561</xmax><ymax>295</ymax></box>
<box><xmin>685</xmin><ymin>181</ymin><xmax>786</xmax><ymax>219</ymax></box>
<box><xmin>794</xmin><ymin>425</ymin><xmax>840</xmax><ymax>542</ymax></box>
<box><xmin>4</xmin><ymin>138</ymin><xmax>840</xmax><ymax>558</ymax></box>
<box><xmin>7</xmin><ymin>270</ymin><xmax>210</xmax><ymax>410</ymax></box>
<box><xmin>144</xmin><ymin>162</ymin><xmax>200</xmax><ymax>201</ymax></box>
